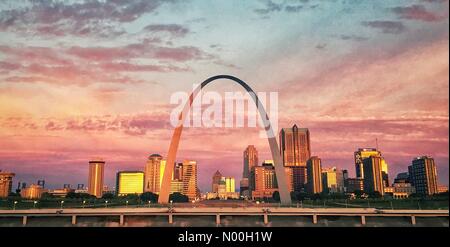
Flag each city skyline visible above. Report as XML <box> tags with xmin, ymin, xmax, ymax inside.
<box><xmin>0</xmin><ymin>0</ymin><xmax>448</xmax><ymax>191</ymax></box>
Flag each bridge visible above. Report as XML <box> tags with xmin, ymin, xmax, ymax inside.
<box><xmin>0</xmin><ymin>208</ymin><xmax>447</xmax><ymax>226</ymax></box>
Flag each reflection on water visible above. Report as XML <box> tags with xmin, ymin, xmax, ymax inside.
<box><xmin>0</xmin><ymin>215</ymin><xmax>448</xmax><ymax>227</ymax></box>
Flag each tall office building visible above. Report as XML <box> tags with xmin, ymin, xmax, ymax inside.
<box><xmin>225</xmin><ymin>177</ymin><xmax>235</xmax><ymax>193</ymax></box>
<box><xmin>88</xmin><ymin>159</ymin><xmax>105</xmax><ymax>198</ymax></box>
<box><xmin>0</xmin><ymin>171</ymin><xmax>15</xmax><ymax>198</ymax></box>
<box><xmin>173</xmin><ymin>162</ymin><xmax>183</xmax><ymax>180</ymax></box>
<box><xmin>291</xmin><ymin>167</ymin><xmax>307</xmax><ymax>192</ymax></box>
<box><xmin>116</xmin><ymin>171</ymin><xmax>144</xmax><ymax>196</ymax></box>
<box><xmin>243</xmin><ymin>145</ymin><xmax>258</xmax><ymax>179</ymax></box>
<box><xmin>354</xmin><ymin>148</ymin><xmax>380</xmax><ymax>178</ymax></box>
<box><xmin>408</xmin><ymin>156</ymin><xmax>438</xmax><ymax>196</ymax></box>
<box><xmin>362</xmin><ymin>155</ymin><xmax>385</xmax><ymax>196</ymax></box>
<box><xmin>212</xmin><ymin>170</ymin><xmax>222</xmax><ymax>193</ymax></box>
<box><xmin>182</xmin><ymin>160</ymin><xmax>198</xmax><ymax>201</ymax></box>
<box><xmin>306</xmin><ymin>156</ymin><xmax>323</xmax><ymax>195</ymax></box>
<box><xmin>144</xmin><ymin>154</ymin><xmax>165</xmax><ymax>193</ymax></box>
<box><xmin>381</xmin><ymin>158</ymin><xmax>389</xmax><ymax>187</ymax></box>
<box><xmin>322</xmin><ymin>167</ymin><xmax>345</xmax><ymax>193</ymax></box>
<box><xmin>252</xmin><ymin>162</ymin><xmax>278</xmax><ymax>199</ymax></box>
<box><xmin>279</xmin><ymin>124</ymin><xmax>311</xmax><ymax>167</ymax></box>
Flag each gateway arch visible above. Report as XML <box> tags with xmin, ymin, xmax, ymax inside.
<box><xmin>158</xmin><ymin>75</ymin><xmax>291</xmax><ymax>205</ymax></box>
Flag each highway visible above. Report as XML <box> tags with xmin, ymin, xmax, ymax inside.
<box><xmin>0</xmin><ymin>207</ymin><xmax>448</xmax><ymax>226</ymax></box>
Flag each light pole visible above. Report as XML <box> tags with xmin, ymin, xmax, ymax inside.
<box><xmin>33</xmin><ymin>201</ymin><xmax>38</xmax><ymax>209</ymax></box>
<box><xmin>60</xmin><ymin>200</ymin><xmax>64</xmax><ymax>209</ymax></box>
<box><xmin>390</xmin><ymin>201</ymin><xmax>394</xmax><ymax>210</ymax></box>
<box><xmin>13</xmin><ymin>201</ymin><xmax>18</xmax><ymax>210</ymax></box>
<box><xmin>82</xmin><ymin>200</ymin><xmax>86</xmax><ymax>208</ymax></box>
<box><xmin>126</xmin><ymin>200</ymin><xmax>129</xmax><ymax>208</ymax></box>
<box><xmin>148</xmin><ymin>201</ymin><xmax>151</xmax><ymax>208</ymax></box>
<box><xmin>105</xmin><ymin>200</ymin><xmax>108</xmax><ymax>208</ymax></box>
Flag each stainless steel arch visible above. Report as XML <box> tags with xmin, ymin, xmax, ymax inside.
<box><xmin>158</xmin><ymin>75</ymin><xmax>291</xmax><ymax>205</ymax></box>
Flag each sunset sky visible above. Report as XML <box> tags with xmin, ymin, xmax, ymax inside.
<box><xmin>0</xmin><ymin>0</ymin><xmax>448</xmax><ymax>192</ymax></box>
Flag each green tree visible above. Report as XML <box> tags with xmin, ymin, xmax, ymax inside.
<box><xmin>140</xmin><ymin>192</ymin><xmax>158</xmax><ymax>202</ymax></box>
<box><xmin>102</xmin><ymin>193</ymin><xmax>115</xmax><ymax>199</ymax></box>
<box><xmin>169</xmin><ymin>192</ymin><xmax>189</xmax><ymax>203</ymax></box>
<box><xmin>272</xmin><ymin>191</ymin><xmax>280</xmax><ymax>202</ymax></box>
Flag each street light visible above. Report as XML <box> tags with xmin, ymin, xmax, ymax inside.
<box><xmin>105</xmin><ymin>200</ymin><xmax>108</xmax><ymax>208</ymax></box>
<box><xmin>148</xmin><ymin>201</ymin><xmax>151</xmax><ymax>208</ymax></box>
<box><xmin>60</xmin><ymin>200</ymin><xmax>64</xmax><ymax>209</ymax></box>
<box><xmin>126</xmin><ymin>200</ymin><xmax>129</xmax><ymax>208</ymax></box>
<box><xmin>33</xmin><ymin>201</ymin><xmax>38</xmax><ymax>209</ymax></box>
<box><xmin>82</xmin><ymin>200</ymin><xmax>86</xmax><ymax>208</ymax></box>
<box><xmin>13</xmin><ymin>201</ymin><xmax>18</xmax><ymax>210</ymax></box>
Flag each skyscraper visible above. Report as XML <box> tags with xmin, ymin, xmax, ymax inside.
<box><xmin>144</xmin><ymin>154</ymin><xmax>165</xmax><ymax>193</ymax></box>
<box><xmin>88</xmin><ymin>159</ymin><xmax>105</xmax><ymax>198</ymax></box>
<box><xmin>243</xmin><ymin>145</ymin><xmax>258</xmax><ymax>179</ymax></box>
<box><xmin>322</xmin><ymin>167</ymin><xmax>345</xmax><ymax>193</ymax></box>
<box><xmin>251</xmin><ymin>162</ymin><xmax>278</xmax><ymax>199</ymax></box>
<box><xmin>354</xmin><ymin>148</ymin><xmax>380</xmax><ymax>178</ymax></box>
<box><xmin>212</xmin><ymin>170</ymin><xmax>222</xmax><ymax>193</ymax></box>
<box><xmin>306</xmin><ymin>156</ymin><xmax>323</xmax><ymax>195</ymax></box>
<box><xmin>0</xmin><ymin>171</ymin><xmax>15</xmax><ymax>198</ymax></box>
<box><xmin>116</xmin><ymin>171</ymin><xmax>144</xmax><ymax>196</ymax></box>
<box><xmin>173</xmin><ymin>162</ymin><xmax>183</xmax><ymax>180</ymax></box>
<box><xmin>408</xmin><ymin>156</ymin><xmax>438</xmax><ymax>196</ymax></box>
<box><xmin>182</xmin><ymin>160</ymin><xmax>198</xmax><ymax>201</ymax></box>
<box><xmin>362</xmin><ymin>155</ymin><xmax>385</xmax><ymax>196</ymax></box>
<box><xmin>225</xmin><ymin>177</ymin><xmax>235</xmax><ymax>193</ymax></box>
<box><xmin>279</xmin><ymin>124</ymin><xmax>311</xmax><ymax>167</ymax></box>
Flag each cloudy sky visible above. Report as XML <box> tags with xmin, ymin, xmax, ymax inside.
<box><xmin>0</xmin><ymin>0</ymin><xmax>448</xmax><ymax>192</ymax></box>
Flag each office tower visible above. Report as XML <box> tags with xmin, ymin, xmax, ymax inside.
<box><xmin>212</xmin><ymin>170</ymin><xmax>222</xmax><ymax>193</ymax></box>
<box><xmin>116</xmin><ymin>171</ymin><xmax>144</xmax><ymax>196</ymax></box>
<box><xmin>243</xmin><ymin>145</ymin><xmax>258</xmax><ymax>179</ymax></box>
<box><xmin>408</xmin><ymin>156</ymin><xmax>438</xmax><ymax>196</ymax></box>
<box><xmin>279</xmin><ymin>124</ymin><xmax>311</xmax><ymax>167</ymax></box>
<box><xmin>174</xmin><ymin>162</ymin><xmax>183</xmax><ymax>180</ymax></box>
<box><xmin>306</xmin><ymin>156</ymin><xmax>323</xmax><ymax>195</ymax></box>
<box><xmin>354</xmin><ymin>148</ymin><xmax>380</xmax><ymax>178</ymax></box>
<box><xmin>182</xmin><ymin>160</ymin><xmax>198</xmax><ymax>201</ymax></box>
<box><xmin>225</xmin><ymin>177</ymin><xmax>235</xmax><ymax>193</ymax></box>
<box><xmin>239</xmin><ymin>178</ymin><xmax>249</xmax><ymax>197</ymax></box>
<box><xmin>291</xmin><ymin>167</ymin><xmax>307</xmax><ymax>192</ymax></box>
<box><xmin>20</xmin><ymin>184</ymin><xmax>45</xmax><ymax>199</ymax></box>
<box><xmin>362</xmin><ymin>155</ymin><xmax>385</xmax><ymax>196</ymax></box>
<box><xmin>345</xmin><ymin>178</ymin><xmax>364</xmax><ymax>193</ymax></box>
<box><xmin>381</xmin><ymin>159</ymin><xmax>389</xmax><ymax>188</ymax></box>
<box><xmin>144</xmin><ymin>154</ymin><xmax>165</xmax><ymax>193</ymax></box>
<box><xmin>252</xmin><ymin>163</ymin><xmax>278</xmax><ymax>199</ymax></box>
<box><xmin>322</xmin><ymin>167</ymin><xmax>345</xmax><ymax>193</ymax></box>
<box><xmin>0</xmin><ymin>171</ymin><xmax>15</xmax><ymax>198</ymax></box>
<box><xmin>88</xmin><ymin>159</ymin><xmax>105</xmax><ymax>198</ymax></box>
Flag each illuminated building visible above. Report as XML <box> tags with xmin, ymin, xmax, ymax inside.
<box><xmin>251</xmin><ymin>161</ymin><xmax>292</xmax><ymax>199</ymax></box>
<box><xmin>306</xmin><ymin>156</ymin><xmax>323</xmax><ymax>195</ymax></box>
<box><xmin>362</xmin><ymin>155</ymin><xmax>385</xmax><ymax>196</ymax></box>
<box><xmin>225</xmin><ymin>177</ymin><xmax>235</xmax><ymax>192</ymax></box>
<box><xmin>0</xmin><ymin>171</ymin><xmax>15</xmax><ymax>198</ymax></box>
<box><xmin>243</xmin><ymin>145</ymin><xmax>258</xmax><ymax>179</ymax></box>
<box><xmin>173</xmin><ymin>163</ymin><xmax>183</xmax><ymax>180</ymax></box>
<box><xmin>144</xmin><ymin>154</ymin><xmax>165</xmax><ymax>194</ymax></box>
<box><xmin>21</xmin><ymin>184</ymin><xmax>46</xmax><ymax>199</ymax></box>
<box><xmin>212</xmin><ymin>170</ymin><xmax>222</xmax><ymax>193</ymax></box>
<box><xmin>48</xmin><ymin>187</ymin><xmax>74</xmax><ymax>197</ymax></box>
<box><xmin>354</xmin><ymin>148</ymin><xmax>380</xmax><ymax>179</ymax></box>
<box><xmin>438</xmin><ymin>185</ymin><xmax>448</xmax><ymax>193</ymax></box>
<box><xmin>381</xmin><ymin>159</ymin><xmax>389</xmax><ymax>188</ymax></box>
<box><xmin>322</xmin><ymin>167</ymin><xmax>345</xmax><ymax>193</ymax></box>
<box><xmin>279</xmin><ymin>124</ymin><xmax>311</xmax><ymax>167</ymax></box>
<box><xmin>88</xmin><ymin>159</ymin><xmax>105</xmax><ymax>198</ymax></box>
<box><xmin>170</xmin><ymin>180</ymin><xmax>184</xmax><ymax>194</ymax></box>
<box><xmin>116</xmin><ymin>171</ymin><xmax>144</xmax><ymax>196</ymax></box>
<box><xmin>408</xmin><ymin>156</ymin><xmax>438</xmax><ymax>196</ymax></box>
<box><xmin>345</xmin><ymin>178</ymin><xmax>364</xmax><ymax>192</ymax></box>
<box><xmin>182</xmin><ymin>160</ymin><xmax>198</xmax><ymax>200</ymax></box>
